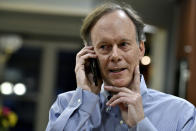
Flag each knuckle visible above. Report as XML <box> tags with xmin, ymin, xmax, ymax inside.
<box><xmin>110</xmin><ymin>96</ymin><xmax>116</xmax><ymax>101</ymax></box>
<box><xmin>114</xmin><ymin>94</ymin><xmax>119</xmax><ymax>99</ymax></box>
<box><xmin>81</xmin><ymin>55</ymin><xmax>88</xmax><ymax>60</ymax></box>
<box><xmin>135</xmin><ymin>93</ymin><xmax>141</xmax><ymax>99</ymax></box>
<box><xmin>118</xmin><ymin>92</ymin><xmax>123</xmax><ymax>96</ymax></box>
<box><xmin>77</xmin><ymin>51</ymin><xmax>82</xmax><ymax>56</ymax></box>
<box><xmin>76</xmin><ymin>54</ymin><xmax>80</xmax><ymax>58</ymax></box>
<box><xmin>75</xmin><ymin>66</ymin><xmax>79</xmax><ymax>72</ymax></box>
<box><xmin>122</xmin><ymin>87</ymin><xmax>129</xmax><ymax>92</ymax></box>
<box><xmin>132</xmin><ymin>94</ymin><xmax>141</xmax><ymax>102</ymax></box>
<box><xmin>119</xmin><ymin>97</ymin><xmax>124</xmax><ymax>102</ymax></box>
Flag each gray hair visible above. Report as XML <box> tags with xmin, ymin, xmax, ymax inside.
<box><xmin>80</xmin><ymin>2</ymin><xmax>146</xmax><ymax>45</ymax></box>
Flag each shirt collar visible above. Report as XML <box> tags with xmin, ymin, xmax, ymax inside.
<box><xmin>100</xmin><ymin>75</ymin><xmax>148</xmax><ymax>100</ymax></box>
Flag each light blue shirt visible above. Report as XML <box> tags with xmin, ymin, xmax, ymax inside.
<box><xmin>46</xmin><ymin>76</ymin><xmax>196</xmax><ymax>131</ymax></box>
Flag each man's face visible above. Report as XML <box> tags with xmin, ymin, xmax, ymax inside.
<box><xmin>91</xmin><ymin>10</ymin><xmax>145</xmax><ymax>87</ymax></box>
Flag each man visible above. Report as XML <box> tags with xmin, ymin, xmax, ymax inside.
<box><xmin>46</xmin><ymin>2</ymin><xmax>196</xmax><ymax>131</ymax></box>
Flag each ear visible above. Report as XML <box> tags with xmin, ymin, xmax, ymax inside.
<box><xmin>139</xmin><ymin>41</ymin><xmax>145</xmax><ymax>60</ymax></box>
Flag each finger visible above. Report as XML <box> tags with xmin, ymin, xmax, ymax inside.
<box><xmin>109</xmin><ymin>97</ymin><xmax>129</xmax><ymax>107</ymax></box>
<box><xmin>110</xmin><ymin>93</ymin><xmax>142</xmax><ymax>107</ymax></box>
<box><xmin>104</xmin><ymin>86</ymin><xmax>131</xmax><ymax>94</ymax></box>
<box><xmin>131</xmin><ymin>65</ymin><xmax>140</xmax><ymax>93</ymax></box>
<box><xmin>76</xmin><ymin>46</ymin><xmax>94</xmax><ymax>56</ymax></box>
<box><xmin>80</xmin><ymin>53</ymin><xmax>97</xmax><ymax>64</ymax></box>
<box><xmin>106</xmin><ymin>92</ymin><xmax>129</xmax><ymax>106</ymax></box>
<box><xmin>77</xmin><ymin>47</ymin><xmax>95</xmax><ymax>58</ymax></box>
<box><xmin>80</xmin><ymin>46</ymin><xmax>94</xmax><ymax>52</ymax></box>
<box><xmin>83</xmin><ymin>45</ymin><xmax>93</xmax><ymax>49</ymax></box>
<box><xmin>75</xmin><ymin>53</ymin><xmax>97</xmax><ymax>72</ymax></box>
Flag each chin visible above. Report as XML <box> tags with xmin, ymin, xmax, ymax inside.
<box><xmin>103</xmin><ymin>75</ymin><xmax>132</xmax><ymax>87</ymax></box>
<box><xmin>110</xmin><ymin>79</ymin><xmax>130</xmax><ymax>87</ymax></box>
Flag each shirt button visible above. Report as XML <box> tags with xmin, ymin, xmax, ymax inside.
<box><xmin>120</xmin><ymin>120</ymin><xmax>124</xmax><ymax>125</ymax></box>
<box><xmin>78</xmin><ymin>99</ymin><xmax>81</xmax><ymax>103</ymax></box>
<box><xmin>106</xmin><ymin>106</ymin><xmax>111</xmax><ymax>112</ymax></box>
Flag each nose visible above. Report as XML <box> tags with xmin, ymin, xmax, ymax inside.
<box><xmin>110</xmin><ymin>45</ymin><xmax>122</xmax><ymax>63</ymax></box>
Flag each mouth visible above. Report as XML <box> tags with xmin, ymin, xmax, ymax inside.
<box><xmin>109</xmin><ymin>68</ymin><xmax>126</xmax><ymax>73</ymax></box>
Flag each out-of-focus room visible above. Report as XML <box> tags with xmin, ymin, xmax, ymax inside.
<box><xmin>0</xmin><ymin>0</ymin><xmax>195</xmax><ymax>130</ymax></box>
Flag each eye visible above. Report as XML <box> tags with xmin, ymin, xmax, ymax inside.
<box><xmin>119</xmin><ymin>41</ymin><xmax>131</xmax><ymax>51</ymax></box>
<box><xmin>98</xmin><ymin>44</ymin><xmax>111</xmax><ymax>54</ymax></box>
<box><xmin>99</xmin><ymin>44</ymin><xmax>110</xmax><ymax>50</ymax></box>
<box><xmin>120</xmin><ymin>42</ymin><xmax>128</xmax><ymax>47</ymax></box>
<box><xmin>100</xmin><ymin>45</ymin><xmax>106</xmax><ymax>49</ymax></box>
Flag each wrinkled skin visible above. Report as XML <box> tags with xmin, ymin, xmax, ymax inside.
<box><xmin>75</xmin><ymin>10</ymin><xmax>145</xmax><ymax>127</ymax></box>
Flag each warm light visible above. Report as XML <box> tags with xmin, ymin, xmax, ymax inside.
<box><xmin>141</xmin><ymin>56</ymin><xmax>151</xmax><ymax>65</ymax></box>
<box><xmin>13</xmin><ymin>83</ymin><xmax>26</xmax><ymax>96</ymax></box>
<box><xmin>0</xmin><ymin>82</ymin><xmax>13</xmax><ymax>95</ymax></box>
<box><xmin>0</xmin><ymin>35</ymin><xmax>23</xmax><ymax>54</ymax></box>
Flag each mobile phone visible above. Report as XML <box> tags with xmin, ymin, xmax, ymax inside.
<box><xmin>89</xmin><ymin>58</ymin><xmax>101</xmax><ymax>86</ymax></box>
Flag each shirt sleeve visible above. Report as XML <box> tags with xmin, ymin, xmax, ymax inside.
<box><xmin>129</xmin><ymin>117</ymin><xmax>158</xmax><ymax>131</ymax></box>
<box><xmin>46</xmin><ymin>88</ymin><xmax>101</xmax><ymax>131</ymax></box>
<box><xmin>181</xmin><ymin>105</ymin><xmax>196</xmax><ymax>131</ymax></box>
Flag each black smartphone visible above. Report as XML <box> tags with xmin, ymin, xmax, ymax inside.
<box><xmin>89</xmin><ymin>58</ymin><xmax>101</xmax><ymax>86</ymax></box>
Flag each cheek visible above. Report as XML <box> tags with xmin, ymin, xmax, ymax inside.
<box><xmin>126</xmin><ymin>50</ymin><xmax>140</xmax><ymax>65</ymax></box>
<box><xmin>97</xmin><ymin>55</ymin><xmax>107</xmax><ymax>70</ymax></box>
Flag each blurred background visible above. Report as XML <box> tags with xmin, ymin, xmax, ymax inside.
<box><xmin>0</xmin><ymin>0</ymin><xmax>195</xmax><ymax>130</ymax></box>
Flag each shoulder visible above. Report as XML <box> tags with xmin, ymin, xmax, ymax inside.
<box><xmin>144</xmin><ymin>88</ymin><xmax>195</xmax><ymax>112</ymax></box>
<box><xmin>143</xmin><ymin>88</ymin><xmax>196</xmax><ymax>128</ymax></box>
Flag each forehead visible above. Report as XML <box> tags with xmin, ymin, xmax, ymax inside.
<box><xmin>91</xmin><ymin>10</ymin><xmax>137</xmax><ymax>43</ymax></box>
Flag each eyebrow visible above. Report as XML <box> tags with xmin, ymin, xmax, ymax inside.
<box><xmin>119</xmin><ymin>38</ymin><xmax>133</xmax><ymax>42</ymax></box>
<box><xmin>96</xmin><ymin>38</ymin><xmax>133</xmax><ymax>45</ymax></box>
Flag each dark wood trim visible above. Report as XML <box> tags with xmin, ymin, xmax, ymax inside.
<box><xmin>178</xmin><ymin>0</ymin><xmax>196</xmax><ymax>105</ymax></box>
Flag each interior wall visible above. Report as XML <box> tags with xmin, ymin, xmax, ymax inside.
<box><xmin>150</xmin><ymin>29</ymin><xmax>167</xmax><ymax>92</ymax></box>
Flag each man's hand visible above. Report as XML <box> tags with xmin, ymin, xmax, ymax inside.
<box><xmin>104</xmin><ymin>65</ymin><xmax>144</xmax><ymax>127</ymax></box>
<box><xmin>75</xmin><ymin>46</ymin><xmax>102</xmax><ymax>94</ymax></box>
